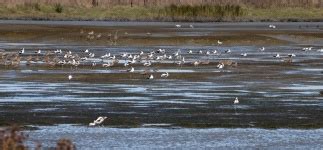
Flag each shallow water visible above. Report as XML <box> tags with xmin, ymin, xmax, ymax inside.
<box><xmin>26</xmin><ymin>125</ymin><xmax>323</xmax><ymax>149</ymax></box>
<box><xmin>0</xmin><ymin>21</ymin><xmax>323</xmax><ymax>148</ymax></box>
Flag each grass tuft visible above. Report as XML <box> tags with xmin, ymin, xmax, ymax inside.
<box><xmin>54</xmin><ymin>3</ymin><xmax>63</xmax><ymax>13</ymax></box>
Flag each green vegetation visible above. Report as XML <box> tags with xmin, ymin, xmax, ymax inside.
<box><xmin>54</xmin><ymin>3</ymin><xmax>63</xmax><ymax>13</ymax></box>
<box><xmin>0</xmin><ymin>4</ymin><xmax>322</xmax><ymax>21</ymax></box>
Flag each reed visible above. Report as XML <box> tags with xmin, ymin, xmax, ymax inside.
<box><xmin>160</xmin><ymin>5</ymin><xmax>244</xmax><ymax>21</ymax></box>
<box><xmin>0</xmin><ymin>3</ymin><xmax>322</xmax><ymax>22</ymax></box>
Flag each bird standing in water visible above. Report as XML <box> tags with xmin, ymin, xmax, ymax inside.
<box><xmin>234</xmin><ymin>97</ymin><xmax>239</xmax><ymax>104</ymax></box>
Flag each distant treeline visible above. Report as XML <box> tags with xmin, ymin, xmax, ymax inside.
<box><xmin>1</xmin><ymin>0</ymin><xmax>323</xmax><ymax>8</ymax></box>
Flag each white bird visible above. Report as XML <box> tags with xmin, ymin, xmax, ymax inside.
<box><xmin>88</xmin><ymin>31</ymin><xmax>94</xmax><ymax>35</ymax></box>
<box><xmin>188</xmin><ymin>50</ymin><xmax>193</xmax><ymax>54</ymax></box>
<box><xmin>317</xmin><ymin>49</ymin><xmax>323</xmax><ymax>52</ymax></box>
<box><xmin>101</xmin><ymin>53</ymin><xmax>110</xmax><ymax>59</ymax></box>
<box><xmin>147</xmin><ymin>74</ymin><xmax>154</xmax><ymax>80</ymax></box>
<box><xmin>217</xmin><ymin>40</ymin><xmax>223</xmax><ymax>45</ymax></box>
<box><xmin>19</xmin><ymin>48</ymin><xmax>25</xmax><ymax>54</ymax></box>
<box><xmin>213</xmin><ymin>50</ymin><xmax>218</xmax><ymax>54</ymax></box>
<box><xmin>225</xmin><ymin>49</ymin><xmax>231</xmax><ymax>53</ymax></box>
<box><xmin>241</xmin><ymin>53</ymin><xmax>247</xmax><ymax>57</ymax></box>
<box><xmin>89</xmin><ymin>53</ymin><xmax>95</xmax><ymax>58</ymax></box>
<box><xmin>217</xmin><ymin>63</ymin><xmax>224</xmax><ymax>69</ymax></box>
<box><xmin>193</xmin><ymin>61</ymin><xmax>200</xmax><ymax>67</ymax></box>
<box><xmin>161</xmin><ymin>72</ymin><xmax>169</xmax><ymax>78</ymax></box>
<box><xmin>143</xmin><ymin>61</ymin><xmax>151</xmax><ymax>67</ymax></box>
<box><xmin>127</xmin><ymin>67</ymin><xmax>135</xmax><ymax>73</ymax></box>
<box><xmin>89</xmin><ymin>116</ymin><xmax>107</xmax><ymax>127</ymax></box>
<box><xmin>189</xmin><ymin>24</ymin><xmax>194</xmax><ymax>28</ymax></box>
<box><xmin>206</xmin><ymin>51</ymin><xmax>211</xmax><ymax>55</ymax></box>
<box><xmin>175</xmin><ymin>24</ymin><xmax>181</xmax><ymax>28</ymax></box>
<box><xmin>102</xmin><ymin>63</ymin><xmax>112</xmax><ymax>68</ymax></box>
<box><xmin>35</xmin><ymin>50</ymin><xmax>41</xmax><ymax>54</ymax></box>
<box><xmin>199</xmin><ymin>50</ymin><xmax>203</xmax><ymax>54</ymax></box>
<box><xmin>84</xmin><ymin>49</ymin><xmax>89</xmax><ymax>53</ymax></box>
<box><xmin>269</xmin><ymin>24</ymin><xmax>276</xmax><ymax>29</ymax></box>
<box><xmin>234</xmin><ymin>97</ymin><xmax>239</xmax><ymax>104</ymax></box>
<box><xmin>273</xmin><ymin>53</ymin><xmax>280</xmax><ymax>58</ymax></box>
<box><xmin>54</xmin><ymin>49</ymin><xmax>62</xmax><ymax>54</ymax></box>
<box><xmin>259</xmin><ymin>47</ymin><xmax>265</xmax><ymax>51</ymax></box>
<box><xmin>68</xmin><ymin>74</ymin><xmax>73</xmax><ymax>80</ymax></box>
<box><xmin>288</xmin><ymin>53</ymin><xmax>296</xmax><ymax>57</ymax></box>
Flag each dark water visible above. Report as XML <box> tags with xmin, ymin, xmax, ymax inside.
<box><xmin>0</xmin><ymin>21</ymin><xmax>323</xmax><ymax>148</ymax></box>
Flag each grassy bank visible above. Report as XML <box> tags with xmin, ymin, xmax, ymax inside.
<box><xmin>0</xmin><ymin>4</ymin><xmax>322</xmax><ymax>22</ymax></box>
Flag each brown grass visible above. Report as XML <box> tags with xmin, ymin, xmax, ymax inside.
<box><xmin>0</xmin><ymin>0</ymin><xmax>323</xmax><ymax>8</ymax></box>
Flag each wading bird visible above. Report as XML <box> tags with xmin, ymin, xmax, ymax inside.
<box><xmin>234</xmin><ymin>97</ymin><xmax>239</xmax><ymax>104</ymax></box>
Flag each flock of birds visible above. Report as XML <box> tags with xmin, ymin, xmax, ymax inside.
<box><xmin>2</xmin><ymin>23</ymin><xmax>323</xmax><ymax>127</ymax></box>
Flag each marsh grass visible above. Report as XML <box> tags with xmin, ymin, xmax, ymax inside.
<box><xmin>160</xmin><ymin>5</ymin><xmax>244</xmax><ymax>21</ymax></box>
<box><xmin>0</xmin><ymin>4</ymin><xmax>322</xmax><ymax>21</ymax></box>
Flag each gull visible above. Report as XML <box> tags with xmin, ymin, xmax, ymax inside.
<box><xmin>273</xmin><ymin>53</ymin><xmax>280</xmax><ymax>58</ymax></box>
<box><xmin>89</xmin><ymin>53</ymin><xmax>95</xmax><ymax>58</ymax></box>
<box><xmin>68</xmin><ymin>74</ymin><xmax>73</xmax><ymax>80</ymax></box>
<box><xmin>109</xmin><ymin>55</ymin><xmax>116</xmax><ymax>60</ymax></box>
<box><xmin>217</xmin><ymin>63</ymin><xmax>224</xmax><ymax>69</ymax></box>
<box><xmin>54</xmin><ymin>49</ymin><xmax>62</xmax><ymax>54</ymax></box>
<box><xmin>143</xmin><ymin>61</ymin><xmax>151</xmax><ymax>67</ymax></box>
<box><xmin>288</xmin><ymin>53</ymin><xmax>296</xmax><ymax>57</ymax></box>
<box><xmin>157</xmin><ymin>49</ymin><xmax>165</xmax><ymax>54</ymax></box>
<box><xmin>193</xmin><ymin>61</ymin><xmax>200</xmax><ymax>67</ymax></box>
<box><xmin>127</xmin><ymin>67</ymin><xmax>135</xmax><ymax>73</ymax></box>
<box><xmin>188</xmin><ymin>50</ymin><xmax>193</xmax><ymax>54</ymax></box>
<box><xmin>317</xmin><ymin>49</ymin><xmax>323</xmax><ymax>52</ymax></box>
<box><xmin>175</xmin><ymin>24</ymin><xmax>181</xmax><ymax>28</ymax></box>
<box><xmin>101</xmin><ymin>53</ymin><xmax>110</xmax><ymax>59</ymax></box>
<box><xmin>234</xmin><ymin>97</ymin><xmax>239</xmax><ymax>104</ymax></box>
<box><xmin>89</xmin><ymin>116</ymin><xmax>107</xmax><ymax>127</ymax></box>
<box><xmin>139</xmin><ymin>51</ymin><xmax>144</xmax><ymax>55</ymax></box>
<box><xmin>213</xmin><ymin>50</ymin><xmax>218</xmax><ymax>54</ymax></box>
<box><xmin>189</xmin><ymin>24</ymin><xmax>194</xmax><ymax>28</ymax></box>
<box><xmin>81</xmin><ymin>57</ymin><xmax>87</xmax><ymax>61</ymax></box>
<box><xmin>124</xmin><ymin>62</ymin><xmax>130</xmax><ymax>67</ymax></box>
<box><xmin>199</xmin><ymin>50</ymin><xmax>203</xmax><ymax>54</ymax></box>
<box><xmin>96</xmin><ymin>33</ymin><xmax>102</xmax><ymax>39</ymax></box>
<box><xmin>84</xmin><ymin>49</ymin><xmax>89</xmax><ymax>53</ymax></box>
<box><xmin>206</xmin><ymin>51</ymin><xmax>211</xmax><ymax>55</ymax></box>
<box><xmin>35</xmin><ymin>50</ymin><xmax>41</xmax><ymax>54</ymax></box>
<box><xmin>161</xmin><ymin>72</ymin><xmax>169</xmax><ymax>78</ymax></box>
<box><xmin>241</xmin><ymin>53</ymin><xmax>247</xmax><ymax>57</ymax></box>
<box><xmin>217</xmin><ymin>40</ymin><xmax>223</xmax><ymax>45</ymax></box>
<box><xmin>88</xmin><ymin>31</ymin><xmax>94</xmax><ymax>35</ymax></box>
<box><xmin>121</xmin><ymin>53</ymin><xmax>128</xmax><ymax>58</ymax></box>
<box><xmin>19</xmin><ymin>48</ymin><xmax>25</xmax><ymax>54</ymax></box>
<box><xmin>102</xmin><ymin>63</ymin><xmax>112</xmax><ymax>68</ymax></box>
<box><xmin>259</xmin><ymin>47</ymin><xmax>265</xmax><ymax>51</ymax></box>
<box><xmin>269</xmin><ymin>24</ymin><xmax>276</xmax><ymax>29</ymax></box>
<box><xmin>225</xmin><ymin>49</ymin><xmax>231</xmax><ymax>53</ymax></box>
<box><xmin>147</xmin><ymin>74</ymin><xmax>154</xmax><ymax>80</ymax></box>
